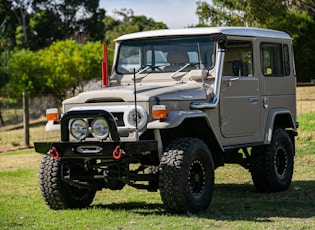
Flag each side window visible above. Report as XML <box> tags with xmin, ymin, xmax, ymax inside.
<box><xmin>223</xmin><ymin>40</ymin><xmax>253</xmax><ymax>77</ymax></box>
<box><xmin>261</xmin><ymin>43</ymin><xmax>290</xmax><ymax>77</ymax></box>
<box><xmin>283</xmin><ymin>45</ymin><xmax>290</xmax><ymax>76</ymax></box>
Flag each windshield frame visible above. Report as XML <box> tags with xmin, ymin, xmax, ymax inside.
<box><xmin>115</xmin><ymin>36</ymin><xmax>216</xmax><ymax>74</ymax></box>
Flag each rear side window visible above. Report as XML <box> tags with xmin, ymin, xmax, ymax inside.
<box><xmin>261</xmin><ymin>43</ymin><xmax>290</xmax><ymax>77</ymax></box>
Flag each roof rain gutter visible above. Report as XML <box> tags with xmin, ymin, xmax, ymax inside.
<box><xmin>191</xmin><ymin>33</ymin><xmax>227</xmax><ymax>109</ymax></box>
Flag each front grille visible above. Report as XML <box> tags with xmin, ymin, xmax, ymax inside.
<box><xmin>111</xmin><ymin>112</ymin><xmax>125</xmax><ymax>126</ymax></box>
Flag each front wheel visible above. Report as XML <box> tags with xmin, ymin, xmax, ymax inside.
<box><xmin>159</xmin><ymin>138</ymin><xmax>215</xmax><ymax>214</ymax></box>
<box><xmin>39</xmin><ymin>155</ymin><xmax>96</xmax><ymax>210</ymax></box>
<box><xmin>250</xmin><ymin>129</ymin><xmax>294</xmax><ymax>192</ymax></box>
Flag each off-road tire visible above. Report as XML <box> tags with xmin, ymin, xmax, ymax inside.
<box><xmin>39</xmin><ymin>155</ymin><xmax>96</xmax><ymax>210</ymax></box>
<box><xmin>159</xmin><ymin>138</ymin><xmax>215</xmax><ymax>214</ymax></box>
<box><xmin>250</xmin><ymin>129</ymin><xmax>294</xmax><ymax>192</ymax></box>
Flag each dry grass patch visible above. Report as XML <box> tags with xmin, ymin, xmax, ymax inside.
<box><xmin>0</xmin><ymin>150</ymin><xmax>41</xmax><ymax>171</ymax></box>
<box><xmin>296</xmin><ymin>86</ymin><xmax>315</xmax><ymax>114</ymax></box>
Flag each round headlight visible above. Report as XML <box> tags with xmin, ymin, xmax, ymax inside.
<box><xmin>91</xmin><ymin>118</ymin><xmax>109</xmax><ymax>140</ymax></box>
<box><xmin>127</xmin><ymin>108</ymin><xmax>147</xmax><ymax>129</ymax></box>
<box><xmin>70</xmin><ymin>119</ymin><xmax>88</xmax><ymax>140</ymax></box>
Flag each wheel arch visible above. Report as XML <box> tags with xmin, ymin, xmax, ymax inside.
<box><xmin>264</xmin><ymin>109</ymin><xmax>297</xmax><ymax>144</ymax></box>
<box><xmin>158</xmin><ymin>116</ymin><xmax>225</xmax><ymax>168</ymax></box>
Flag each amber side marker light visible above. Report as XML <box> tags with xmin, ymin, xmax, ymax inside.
<box><xmin>152</xmin><ymin>105</ymin><xmax>169</xmax><ymax>119</ymax></box>
<box><xmin>46</xmin><ymin>108</ymin><xmax>59</xmax><ymax>121</ymax></box>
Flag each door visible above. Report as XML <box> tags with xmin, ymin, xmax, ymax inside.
<box><xmin>220</xmin><ymin>76</ymin><xmax>260</xmax><ymax>137</ymax></box>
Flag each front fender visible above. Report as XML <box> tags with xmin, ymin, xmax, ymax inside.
<box><xmin>147</xmin><ymin>110</ymin><xmax>208</xmax><ymax>129</ymax></box>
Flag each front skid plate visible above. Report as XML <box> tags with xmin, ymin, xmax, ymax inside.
<box><xmin>34</xmin><ymin>140</ymin><xmax>158</xmax><ymax>159</ymax></box>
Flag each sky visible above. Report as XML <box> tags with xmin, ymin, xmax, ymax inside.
<box><xmin>99</xmin><ymin>0</ymin><xmax>200</xmax><ymax>29</ymax></box>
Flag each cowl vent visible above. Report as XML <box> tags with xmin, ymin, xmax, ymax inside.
<box><xmin>86</xmin><ymin>98</ymin><xmax>125</xmax><ymax>103</ymax></box>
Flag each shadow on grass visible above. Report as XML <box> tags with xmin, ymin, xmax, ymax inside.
<box><xmin>201</xmin><ymin>180</ymin><xmax>315</xmax><ymax>221</ymax></box>
<box><xmin>91</xmin><ymin>202</ymin><xmax>167</xmax><ymax>215</ymax></box>
<box><xmin>90</xmin><ymin>180</ymin><xmax>315</xmax><ymax>220</ymax></box>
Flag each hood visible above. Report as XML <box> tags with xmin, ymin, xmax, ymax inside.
<box><xmin>63</xmin><ymin>83</ymin><xmax>208</xmax><ymax>105</ymax></box>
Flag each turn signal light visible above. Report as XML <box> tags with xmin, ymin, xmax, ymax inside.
<box><xmin>46</xmin><ymin>108</ymin><xmax>59</xmax><ymax>121</ymax></box>
<box><xmin>152</xmin><ymin>105</ymin><xmax>169</xmax><ymax>119</ymax></box>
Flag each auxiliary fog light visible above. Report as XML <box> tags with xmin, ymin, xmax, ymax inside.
<box><xmin>91</xmin><ymin>117</ymin><xmax>109</xmax><ymax>140</ymax></box>
<box><xmin>70</xmin><ymin>119</ymin><xmax>88</xmax><ymax>140</ymax></box>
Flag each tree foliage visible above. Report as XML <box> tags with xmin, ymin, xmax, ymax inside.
<box><xmin>7</xmin><ymin>48</ymin><xmax>46</xmax><ymax>97</ymax></box>
<box><xmin>104</xmin><ymin>9</ymin><xmax>167</xmax><ymax>48</ymax></box>
<box><xmin>41</xmin><ymin>0</ymin><xmax>107</xmax><ymax>42</ymax></box>
<box><xmin>39</xmin><ymin>40</ymin><xmax>103</xmax><ymax>101</ymax></box>
<box><xmin>2</xmin><ymin>40</ymin><xmax>102</xmax><ymax>104</ymax></box>
<box><xmin>196</xmin><ymin>0</ymin><xmax>315</xmax><ymax>82</ymax></box>
<box><xmin>0</xmin><ymin>0</ymin><xmax>17</xmax><ymax>50</ymax></box>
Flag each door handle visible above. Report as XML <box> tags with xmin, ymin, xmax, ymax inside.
<box><xmin>228</xmin><ymin>77</ymin><xmax>240</xmax><ymax>87</ymax></box>
<box><xmin>250</xmin><ymin>97</ymin><xmax>258</xmax><ymax>104</ymax></box>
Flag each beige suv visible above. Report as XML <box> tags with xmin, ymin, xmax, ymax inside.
<box><xmin>35</xmin><ymin>27</ymin><xmax>298</xmax><ymax>214</ymax></box>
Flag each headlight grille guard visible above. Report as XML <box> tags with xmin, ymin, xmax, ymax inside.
<box><xmin>60</xmin><ymin>110</ymin><xmax>120</xmax><ymax>142</ymax></box>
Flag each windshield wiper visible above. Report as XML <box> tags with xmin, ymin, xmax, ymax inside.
<box><xmin>170</xmin><ymin>63</ymin><xmax>197</xmax><ymax>79</ymax></box>
<box><xmin>131</xmin><ymin>64</ymin><xmax>166</xmax><ymax>80</ymax></box>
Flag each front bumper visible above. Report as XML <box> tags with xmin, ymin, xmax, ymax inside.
<box><xmin>35</xmin><ymin>109</ymin><xmax>157</xmax><ymax>159</ymax></box>
<box><xmin>34</xmin><ymin>140</ymin><xmax>158</xmax><ymax>159</ymax></box>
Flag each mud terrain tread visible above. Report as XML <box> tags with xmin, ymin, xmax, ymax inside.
<box><xmin>39</xmin><ymin>155</ymin><xmax>96</xmax><ymax>210</ymax></box>
<box><xmin>250</xmin><ymin>129</ymin><xmax>294</xmax><ymax>192</ymax></box>
<box><xmin>159</xmin><ymin>138</ymin><xmax>214</xmax><ymax>214</ymax></box>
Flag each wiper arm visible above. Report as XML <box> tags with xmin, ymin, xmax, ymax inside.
<box><xmin>131</xmin><ymin>65</ymin><xmax>165</xmax><ymax>80</ymax></box>
<box><xmin>130</xmin><ymin>65</ymin><xmax>152</xmax><ymax>80</ymax></box>
<box><xmin>136</xmin><ymin>65</ymin><xmax>152</xmax><ymax>75</ymax></box>
<box><xmin>170</xmin><ymin>63</ymin><xmax>196</xmax><ymax>79</ymax></box>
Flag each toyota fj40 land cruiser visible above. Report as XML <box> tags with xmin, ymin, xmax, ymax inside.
<box><xmin>35</xmin><ymin>27</ymin><xmax>298</xmax><ymax>214</ymax></box>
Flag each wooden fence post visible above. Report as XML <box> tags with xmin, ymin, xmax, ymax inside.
<box><xmin>23</xmin><ymin>92</ymin><xmax>30</xmax><ymax>147</ymax></box>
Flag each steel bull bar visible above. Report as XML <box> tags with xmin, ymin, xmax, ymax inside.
<box><xmin>34</xmin><ymin>110</ymin><xmax>157</xmax><ymax>159</ymax></box>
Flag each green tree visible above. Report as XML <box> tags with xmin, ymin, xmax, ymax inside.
<box><xmin>3</xmin><ymin>40</ymin><xmax>103</xmax><ymax>104</ymax></box>
<box><xmin>196</xmin><ymin>0</ymin><xmax>290</xmax><ymax>27</ymax></box>
<box><xmin>0</xmin><ymin>50</ymin><xmax>12</xmax><ymax>126</ymax></box>
<box><xmin>28</xmin><ymin>9</ymin><xmax>63</xmax><ymax>50</ymax></box>
<box><xmin>195</xmin><ymin>0</ymin><xmax>315</xmax><ymax>82</ymax></box>
<box><xmin>6</xmin><ymin>48</ymin><xmax>46</xmax><ymax>98</ymax></box>
<box><xmin>39</xmin><ymin>40</ymin><xmax>103</xmax><ymax>102</ymax></box>
<box><xmin>11</xmin><ymin>0</ymin><xmax>33</xmax><ymax>47</ymax></box>
<box><xmin>104</xmin><ymin>9</ymin><xmax>167</xmax><ymax>48</ymax></box>
<box><xmin>0</xmin><ymin>0</ymin><xmax>17</xmax><ymax>50</ymax></box>
<box><xmin>32</xmin><ymin>0</ymin><xmax>106</xmax><ymax>43</ymax></box>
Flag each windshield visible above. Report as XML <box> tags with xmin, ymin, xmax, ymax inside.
<box><xmin>116</xmin><ymin>36</ymin><xmax>215</xmax><ymax>74</ymax></box>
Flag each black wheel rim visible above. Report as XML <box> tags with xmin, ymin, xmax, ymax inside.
<box><xmin>188</xmin><ymin>160</ymin><xmax>206</xmax><ymax>199</ymax></box>
<box><xmin>274</xmin><ymin>146</ymin><xmax>288</xmax><ymax>178</ymax></box>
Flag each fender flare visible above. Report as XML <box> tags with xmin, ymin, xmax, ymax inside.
<box><xmin>147</xmin><ymin>110</ymin><xmax>224</xmax><ymax>152</ymax></box>
<box><xmin>264</xmin><ymin>108</ymin><xmax>296</xmax><ymax>144</ymax></box>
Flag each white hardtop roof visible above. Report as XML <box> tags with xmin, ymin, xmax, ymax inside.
<box><xmin>115</xmin><ymin>27</ymin><xmax>291</xmax><ymax>41</ymax></box>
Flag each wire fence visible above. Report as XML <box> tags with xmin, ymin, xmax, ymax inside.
<box><xmin>0</xmin><ymin>95</ymin><xmax>60</xmax><ymax>152</ymax></box>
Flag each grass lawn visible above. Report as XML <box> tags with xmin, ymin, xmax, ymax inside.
<box><xmin>0</xmin><ymin>133</ymin><xmax>314</xmax><ymax>229</ymax></box>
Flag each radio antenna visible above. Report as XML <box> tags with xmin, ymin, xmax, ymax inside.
<box><xmin>133</xmin><ymin>68</ymin><xmax>139</xmax><ymax>141</ymax></box>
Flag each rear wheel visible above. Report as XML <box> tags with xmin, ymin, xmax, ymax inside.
<box><xmin>159</xmin><ymin>138</ymin><xmax>215</xmax><ymax>214</ymax></box>
<box><xmin>39</xmin><ymin>155</ymin><xmax>96</xmax><ymax>209</ymax></box>
<box><xmin>250</xmin><ymin>129</ymin><xmax>294</xmax><ymax>192</ymax></box>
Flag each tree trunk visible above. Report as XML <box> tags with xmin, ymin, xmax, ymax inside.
<box><xmin>0</xmin><ymin>110</ymin><xmax>4</xmax><ymax>127</ymax></box>
<box><xmin>23</xmin><ymin>92</ymin><xmax>30</xmax><ymax>147</ymax></box>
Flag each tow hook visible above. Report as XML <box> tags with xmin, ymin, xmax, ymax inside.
<box><xmin>49</xmin><ymin>146</ymin><xmax>60</xmax><ymax>160</ymax></box>
<box><xmin>112</xmin><ymin>145</ymin><xmax>124</xmax><ymax>160</ymax></box>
